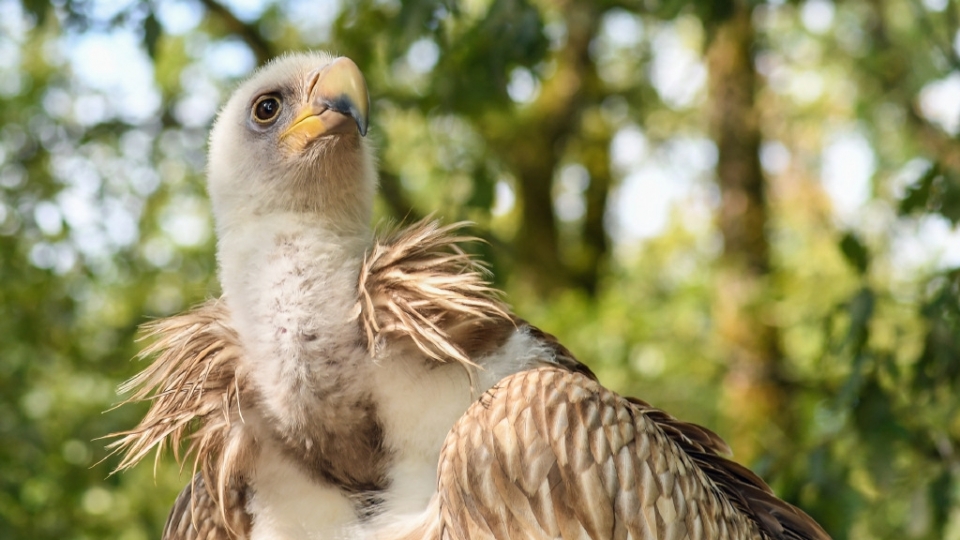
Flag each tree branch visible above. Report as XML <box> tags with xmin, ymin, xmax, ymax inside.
<box><xmin>197</xmin><ymin>0</ymin><xmax>275</xmax><ymax>65</ymax></box>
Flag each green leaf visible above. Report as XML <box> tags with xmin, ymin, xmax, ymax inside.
<box><xmin>847</xmin><ymin>286</ymin><xmax>875</xmax><ymax>350</ymax></box>
<box><xmin>143</xmin><ymin>11</ymin><xmax>162</xmax><ymax>60</ymax></box>
<box><xmin>853</xmin><ymin>377</ymin><xmax>911</xmax><ymax>487</ymax></box>
<box><xmin>466</xmin><ymin>165</ymin><xmax>495</xmax><ymax>210</ymax></box>
<box><xmin>913</xmin><ymin>270</ymin><xmax>960</xmax><ymax>391</ymax></box>
<box><xmin>839</xmin><ymin>232</ymin><xmax>869</xmax><ymax>276</ymax></box>
<box><xmin>21</xmin><ymin>0</ymin><xmax>49</xmax><ymax>23</ymax></box>
<box><xmin>898</xmin><ymin>163</ymin><xmax>938</xmax><ymax>216</ymax></box>
<box><xmin>430</xmin><ymin>0</ymin><xmax>548</xmax><ymax>113</ymax></box>
<box><xmin>930</xmin><ymin>468</ymin><xmax>952</xmax><ymax>535</ymax></box>
<box><xmin>898</xmin><ymin>163</ymin><xmax>960</xmax><ymax>225</ymax></box>
<box><xmin>937</xmin><ymin>171</ymin><xmax>960</xmax><ymax>225</ymax></box>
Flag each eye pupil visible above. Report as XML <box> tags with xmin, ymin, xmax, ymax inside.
<box><xmin>254</xmin><ymin>97</ymin><xmax>280</xmax><ymax>122</ymax></box>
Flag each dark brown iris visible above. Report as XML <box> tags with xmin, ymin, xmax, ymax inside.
<box><xmin>253</xmin><ymin>95</ymin><xmax>281</xmax><ymax>123</ymax></box>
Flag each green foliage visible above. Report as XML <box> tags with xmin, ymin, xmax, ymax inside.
<box><xmin>2</xmin><ymin>0</ymin><xmax>960</xmax><ymax>539</ymax></box>
<box><xmin>839</xmin><ymin>232</ymin><xmax>870</xmax><ymax>276</ymax></box>
<box><xmin>900</xmin><ymin>163</ymin><xmax>960</xmax><ymax>226</ymax></box>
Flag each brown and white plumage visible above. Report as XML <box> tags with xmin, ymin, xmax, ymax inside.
<box><xmin>107</xmin><ymin>52</ymin><xmax>829</xmax><ymax>540</ymax></box>
<box><xmin>162</xmin><ymin>475</ymin><xmax>250</xmax><ymax>540</ymax></box>
<box><xmin>429</xmin><ymin>367</ymin><xmax>826</xmax><ymax>540</ymax></box>
<box><xmin>112</xmin><ymin>222</ymin><xmax>827</xmax><ymax>540</ymax></box>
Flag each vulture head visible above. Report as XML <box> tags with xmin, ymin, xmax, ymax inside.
<box><xmin>206</xmin><ymin>51</ymin><xmax>375</xmax><ymax>235</ymax></box>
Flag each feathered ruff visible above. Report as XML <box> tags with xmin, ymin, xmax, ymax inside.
<box><xmin>106</xmin><ymin>220</ymin><xmax>511</xmax><ymax>534</ymax></box>
<box><xmin>356</xmin><ymin>218</ymin><xmax>511</xmax><ymax>367</ymax></box>
<box><xmin>104</xmin><ymin>299</ymin><xmax>252</xmax><ymax>537</ymax></box>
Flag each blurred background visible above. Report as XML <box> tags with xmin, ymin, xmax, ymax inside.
<box><xmin>1</xmin><ymin>0</ymin><xmax>959</xmax><ymax>538</ymax></box>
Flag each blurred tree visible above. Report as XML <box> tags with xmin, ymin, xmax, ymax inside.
<box><xmin>2</xmin><ymin>0</ymin><xmax>960</xmax><ymax>539</ymax></box>
<box><xmin>704</xmin><ymin>0</ymin><xmax>788</xmax><ymax>460</ymax></box>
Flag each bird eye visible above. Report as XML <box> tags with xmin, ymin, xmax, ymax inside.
<box><xmin>252</xmin><ymin>95</ymin><xmax>282</xmax><ymax>123</ymax></box>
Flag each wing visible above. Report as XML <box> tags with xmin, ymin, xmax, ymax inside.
<box><xmin>162</xmin><ymin>474</ymin><xmax>251</xmax><ymax>540</ymax></box>
<box><xmin>434</xmin><ymin>367</ymin><xmax>831</xmax><ymax>540</ymax></box>
<box><xmin>107</xmin><ymin>301</ymin><xmax>254</xmax><ymax>539</ymax></box>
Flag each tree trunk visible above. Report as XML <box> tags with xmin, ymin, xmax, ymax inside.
<box><xmin>577</xmin><ymin>123</ymin><xmax>612</xmax><ymax>294</ymax></box>
<box><xmin>706</xmin><ymin>2</ymin><xmax>788</xmax><ymax>460</ymax></box>
<box><xmin>485</xmin><ymin>0</ymin><xmax>606</xmax><ymax>297</ymax></box>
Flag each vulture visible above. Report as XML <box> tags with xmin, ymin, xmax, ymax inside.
<box><xmin>109</xmin><ymin>52</ymin><xmax>830</xmax><ymax>540</ymax></box>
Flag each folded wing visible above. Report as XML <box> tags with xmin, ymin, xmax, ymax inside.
<box><xmin>163</xmin><ymin>474</ymin><xmax>249</xmax><ymax>540</ymax></box>
<box><xmin>433</xmin><ymin>367</ymin><xmax>830</xmax><ymax>540</ymax></box>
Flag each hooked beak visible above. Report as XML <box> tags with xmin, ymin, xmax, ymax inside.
<box><xmin>280</xmin><ymin>57</ymin><xmax>370</xmax><ymax>153</ymax></box>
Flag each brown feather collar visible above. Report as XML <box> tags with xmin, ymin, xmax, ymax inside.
<box><xmin>105</xmin><ymin>219</ymin><xmax>507</xmax><ymax>528</ymax></box>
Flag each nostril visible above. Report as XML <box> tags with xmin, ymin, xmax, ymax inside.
<box><xmin>305</xmin><ymin>67</ymin><xmax>325</xmax><ymax>99</ymax></box>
